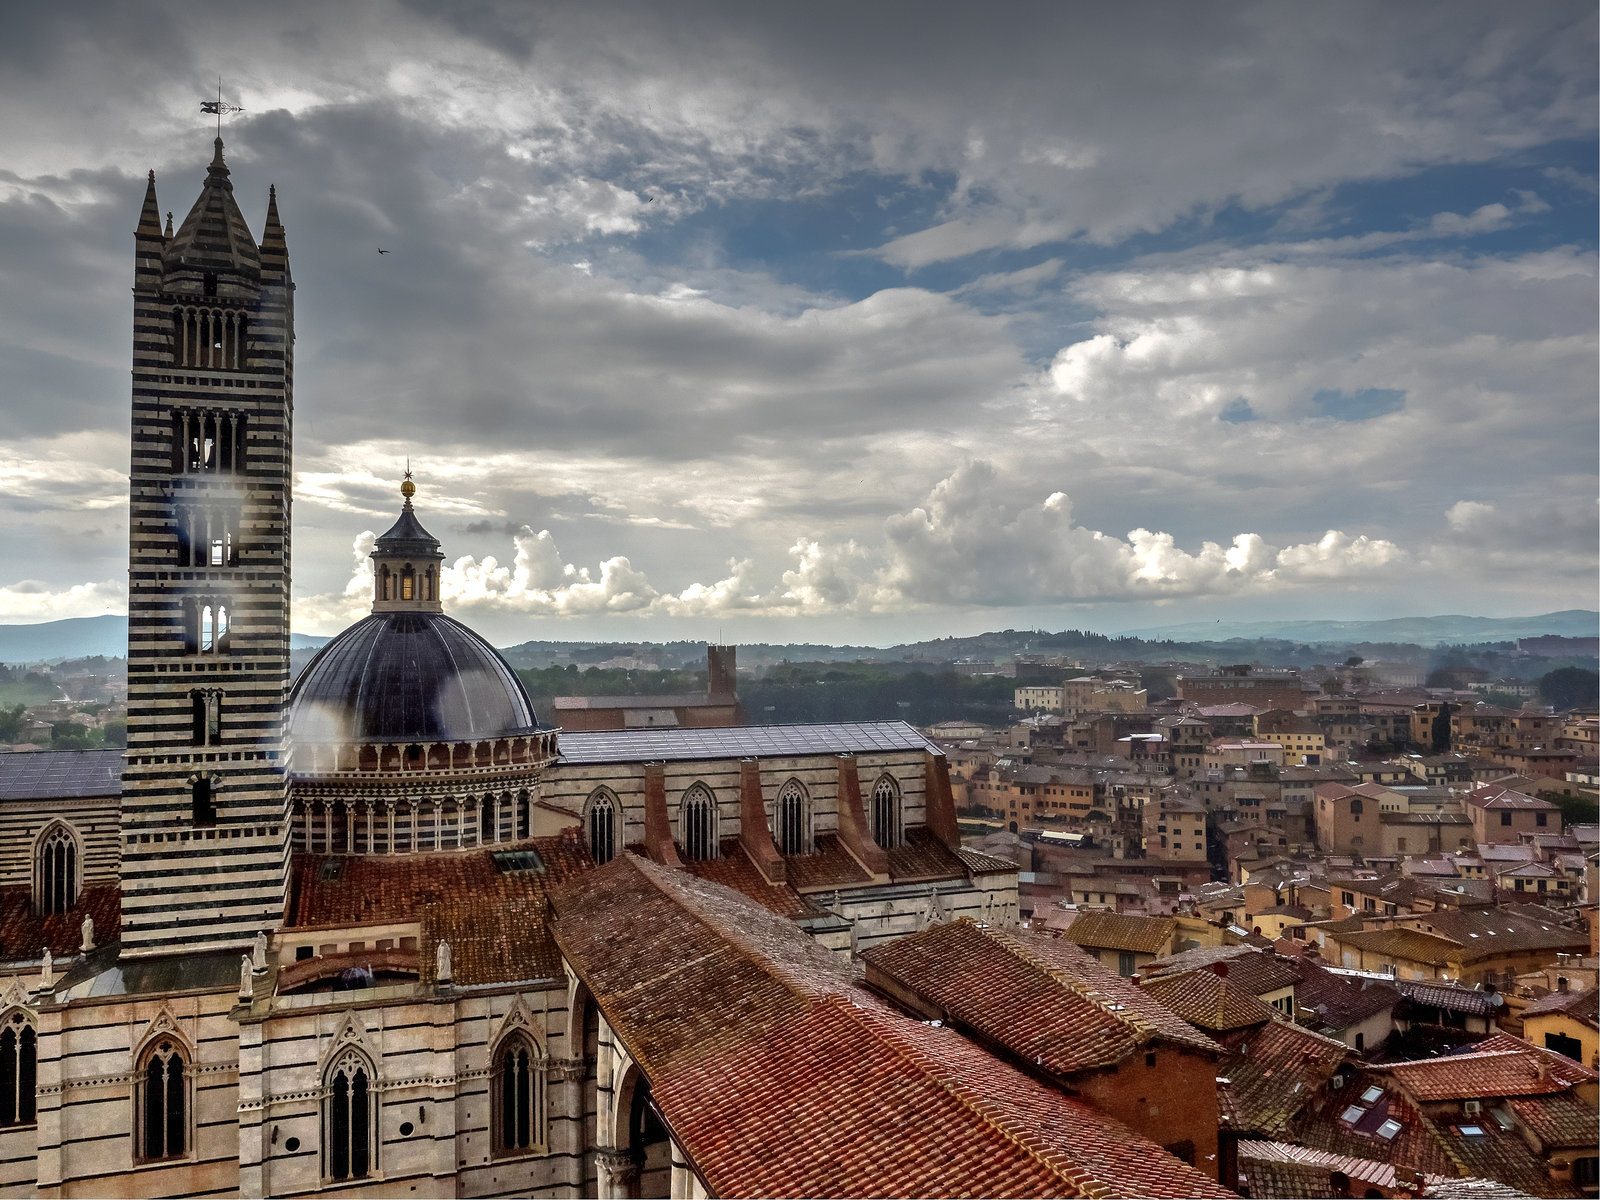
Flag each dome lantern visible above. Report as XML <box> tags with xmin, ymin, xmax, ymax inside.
<box><xmin>372</xmin><ymin>467</ymin><xmax>445</xmax><ymax>613</ymax></box>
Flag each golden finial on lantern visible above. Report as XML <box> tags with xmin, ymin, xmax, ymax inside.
<box><xmin>400</xmin><ymin>459</ymin><xmax>416</xmax><ymax>502</ymax></box>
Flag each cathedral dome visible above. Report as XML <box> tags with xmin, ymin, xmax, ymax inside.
<box><xmin>288</xmin><ymin>611</ymin><xmax>541</xmax><ymax>744</ymax></box>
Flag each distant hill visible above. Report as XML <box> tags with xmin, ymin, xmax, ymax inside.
<box><xmin>0</xmin><ymin>616</ymin><xmax>332</xmax><ymax>663</ymax></box>
<box><xmin>3</xmin><ymin>609</ymin><xmax>1594</xmax><ymax>666</ymax></box>
<box><xmin>0</xmin><ymin>615</ymin><xmax>128</xmax><ymax>662</ymax></box>
<box><xmin>1116</xmin><ymin>611</ymin><xmax>1598</xmax><ymax>646</ymax></box>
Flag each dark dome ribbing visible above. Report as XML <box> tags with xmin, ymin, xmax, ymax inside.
<box><xmin>289</xmin><ymin>611</ymin><xmax>539</xmax><ymax>743</ymax></box>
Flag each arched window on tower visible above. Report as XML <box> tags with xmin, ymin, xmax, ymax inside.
<box><xmin>324</xmin><ymin>1048</ymin><xmax>375</xmax><ymax>1182</ymax></box>
<box><xmin>774</xmin><ymin>779</ymin><xmax>810</xmax><ymax>855</ymax></box>
<box><xmin>34</xmin><ymin>824</ymin><xmax>77</xmax><ymax>915</ymax></box>
<box><xmin>871</xmin><ymin>774</ymin><xmax>902</xmax><ymax>851</ymax></box>
<box><xmin>400</xmin><ymin>567</ymin><xmax>415</xmax><ymax>601</ymax></box>
<box><xmin>137</xmin><ymin>1039</ymin><xmax>188</xmax><ymax>1162</ymax></box>
<box><xmin>586</xmin><ymin>789</ymin><xmax>617</xmax><ymax>866</ymax></box>
<box><xmin>493</xmin><ymin>1032</ymin><xmax>547</xmax><ymax>1156</ymax></box>
<box><xmin>0</xmin><ymin>1011</ymin><xmax>36</xmax><ymax>1127</ymax></box>
<box><xmin>680</xmin><ymin>785</ymin><xmax>716</xmax><ymax>861</ymax></box>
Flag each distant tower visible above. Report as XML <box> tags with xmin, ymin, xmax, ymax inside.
<box><xmin>120</xmin><ymin>139</ymin><xmax>295</xmax><ymax>956</ymax></box>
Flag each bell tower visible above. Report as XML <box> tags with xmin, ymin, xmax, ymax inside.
<box><xmin>120</xmin><ymin>139</ymin><xmax>295</xmax><ymax>957</ymax></box>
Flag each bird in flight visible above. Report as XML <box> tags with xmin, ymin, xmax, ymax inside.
<box><xmin>377</xmin><ymin>247</ymin><xmax>390</xmax><ymax>255</ymax></box>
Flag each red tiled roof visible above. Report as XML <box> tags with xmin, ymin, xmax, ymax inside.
<box><xmin>549</xmin><ymin>856</ymin><xmax>1232</xmax><ymax>1199</ymax></box>
<box><xmin>1470</xmin><ymin>1032</ymin><xmax>1597</xmax><ymax>1088</ymax></box>
<box><xmin>1295</xmin><ymin>958</ymin><xmax>1402</xmax><ymax>1031</ymax></box>
<box><xmin>1140</xmin><ymin>969</ymin><xmax>1279</xmax><ymax>1033</ymax></box>
<box><xmin>680</xmin><ymin>838</ymin><xmax>814</xmax><ymax>919</ymax></box>
<box><xmin>1507</xmin><ymin>1093</ymin><xmax>1599</xmax><ymax>1150</ymax></box>
<box><xmin>886</xmin><ymin>825</ymin><xmax>969</xmax><ymax>882</ymax></box>
<box><xmin>862</xmin><ymin>919</ymin><xmax>1219</xmax><ymax>1076</ymax></box>
<box><xmin>1387</xmin><ymin>1050</ymin><xmax>1571</xmax><ymax>1101</ymax></box>
<box><xmin>782</xmin><ymin>832</ymin><xmax>873</xmax><ymax>891</ymax></box>
<box><xmin>1061</xmin><ymin>910</ymin><xmax>1175</xmax><ymax>956</ymax></box>
<box><xmin>1213</xmin><ymin>1018</ymin><xmax>1349</xmax><ymax>1136</ymax></box>
<box><xmin>287</xmin><ymin>830</ymin><xmax>592</xmax><ymax>986</ymax></box>
<box><xmin>954</xmin><ymin>845</ymin><xmax>1021</xmax><ymax>874</ymax></box>
<box><xmin>0</xmin><ymin>883</ymin><xmax>119</xmax><ymax>962</ymax></box>
<box><xmin>1144</xmin><ymin>944</ymin><xmax>1303</xmax><ymax>997</ymax></box>
<box><xmin>1521</xmin><ymin>986</ymin><xmax>1598</xmax><ymax>1025</ymax></box>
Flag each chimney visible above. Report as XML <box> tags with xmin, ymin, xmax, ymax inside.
<box><xmin>1535</xmin><ymin>1057</ymin><xmax>1548</xmax><ymax>1082</ymax></box>
<box><xmin>707</xmin><ymin>644</ymin><xmax>737</xmax><ymax>698</ymax></box>
<box><xmin>1557</xmin><ymin>976</ymin><xmax>1569</xmax><ymax>993</ymax></box>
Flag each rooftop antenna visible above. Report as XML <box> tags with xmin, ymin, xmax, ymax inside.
<box><xmin>200</xmin><ymin>75</ymin><xmax>245</xmax><ymax>137</ymax></box>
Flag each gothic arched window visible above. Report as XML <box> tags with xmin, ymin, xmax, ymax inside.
<box><xmin>680</xmin><ymin>785</ymin><xmax>716</xmax><ymax>861</ymax></box>
<box><xmin>324</xmin><ymin>1048</ymin><xmax>375</xmax><ymax>1182</ymax></box>
<box><xmin>0</xmin><ymin>1011</ymin><xmax>36</xmax><ymax>1127</ymax></box>
<box><xmin>137</xmin><ymin>1039</ymin><xmax>187</xmax><ymax>1162</ymax></box>
<box><xmin>871</xmin><ymin>774</ymin><xmax>901</xmax><ymax>851</ymax></box>
<box><xmin>493</xmin><ymin>1032</ymin><xmax>546</xmax><ymax>1156</ymax></box>
<box><xmin>586</xmin><ymin>789</ymin><xmax>618</xmax><ymax>866</ymax></box>
<box><xmin>774</xmin><ymin>779</ymin><xmax>810</xmax><ymax>855</ymax></box>
<box><xmin>35</xmin><ymin>824</ymin><xmax>77</xmax><ymax>915</ymax></box>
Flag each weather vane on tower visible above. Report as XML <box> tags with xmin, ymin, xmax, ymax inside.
<box><xmin>200</xmin><ymin>75</ymin><xmax>245</xmax><ymax>138</ymax></box>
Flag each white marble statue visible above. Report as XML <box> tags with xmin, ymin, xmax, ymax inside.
<box><xmin>239</xmin><ymin>955</ymin><xmax>254</xmax><ymax>1000</ymax></box>
<box><xmin>39</xmin><ymin>948</ymin><xmax>52</xmax><ymax>988</ymax></box>
<box><xmin>252</xmin><ymin>931</ymin><xmax>268</xmax><ymax>972</ymax></box>
<box><xmin>80</xmin><ymin>915</ymin><xmax>94</xmax><ymax>953</ymax></box>
<box><xmin>435</xmin><ymin>939</ymin><xmax>452</xmax><ymax>984</ymax></box>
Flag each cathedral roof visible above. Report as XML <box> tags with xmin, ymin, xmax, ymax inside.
<box><xmin>163</xmin><ymin>138</ymin><xmax>261</xmax><ymax>279</ymax></box>
<box><xmin>550</xmin><ymin>855</ymin><xmax>1235</xmax><ymax>1199</ymax></box>
<box><xmin>288</xmin><ymin>611</ymin><xmax>543</xmax><ymax>744</ymax></box>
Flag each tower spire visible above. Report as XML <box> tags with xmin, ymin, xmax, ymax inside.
<box><xmin>137</xmin><ymin>170</ymin><xmax>162</xmax><ymax>237</ymax></box>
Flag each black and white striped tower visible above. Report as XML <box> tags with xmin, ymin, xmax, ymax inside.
<box><xmin>120</xmin><ymin>139</ymin><xmax>295</xmax><ymax>956</ymax></box>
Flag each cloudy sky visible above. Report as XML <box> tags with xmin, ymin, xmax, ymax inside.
<box><xmin>1</xmin><ymin>1</ymin><xmax>1595</xmax><ymax>646</ymax></box>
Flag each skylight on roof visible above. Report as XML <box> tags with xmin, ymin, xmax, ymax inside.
<box><xmin>1377</xmin><ymin>1119</ymin><xmax>1403</xmax><ymax>1139</ymax></box>
<box><xmin>492</xmin><ymin>848</ymin><xmax>544</xmax><ymax>874</ymax></box>
<box><xmin>1360</xmin><ymin>1085</ymin><xmax>1383</xmax><ymax>1102</ymax></box>
<box><xmin>1340</xmin><ymin>1105</ymin><xmax>1366</xmax><ymax>1124</ymax></box>
<box><xmin>1458</xmin><ymin>1125</ymin><xmax>1484</xmax><ymax>1136</ymax></box>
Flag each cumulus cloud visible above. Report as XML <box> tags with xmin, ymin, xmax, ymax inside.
<box><xmin>0</xmin><ymin>578</ymin><xmax>125</xmax><ymax>621</ymax></box>
<box><xmin>1431</xmin><ymin>498</ymin><xmax>1600</xmax><ymax>578</ymax></box>
<box><xmin>292</xmin><ymin>462</ymin><xmax>1408</xmax><ymax>632</ymax></box>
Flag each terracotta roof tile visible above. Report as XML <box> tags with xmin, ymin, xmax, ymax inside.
<box><xmin>1295</xmin><ymin>958</ymin><xmax>1402</xmax><ymax>1031</ymax></box>
<box><xmin>1399</xmin><ymin>978</ymin><xmax>1504</xmax><ymax>1016</ymax></box>
<box><xmin>1521</xmin><ymin>986</ymin><xmax>1598</xmax><ymax>1024</ymax></box>
<box><xmin>1468</xmin><ymin>1032</ymin><xmax>1597</xmax><ymax>1088</ymax></box>
<box><xmin>1140</xmin><ymin>969</ymin><xmax>1279</xmax><ymax>1033</ymax></box>
<box><xmin>1061</xmin><ymin>910</ymin><xmax>1176</xmax><ymax>956</ymax></box>
<box><xmin>1145</xmin><ymin>944</ymin><xmax>1303</xmax><ymax>997</ymax></box>
<box><xmin>862</xmin><ymin>919</ymin><xmax>1219</xmax><ymax>1076</ymax></box>
<box><xmin>886</xmin><ymin>825</ymin><xmax>969</xmax><ymax>882</ymax></box>
<box><xmin>953</xmin><ymin>845</ymin><xmax>1021</xmax><ymax>874</ymax></box>
<box><xmin>782</xmin><ymin>832</ymin><xmax>873</xmax><ymax>891</ymax></box>
<box><xmin>1506</xmin><ymin>1093</ymin><xmax>1599</xmax><ymax>1150</ymax></box>
<box><xmin>1213</xmin><ymin>1018</ymin><xmax>1349</xmax><ymax>1136</ymax></box>
<box><xmin>680</xmin><ymin>838</ymin><xmax>816</xmax><ymax>919</ymax></box>
<box><xmin>287</xmin><ymin>829</ymin><xmax>592</xmax><ymax>986</ymax></box>
<box><xmin>1388</xmin><ymin>1050</ymin><xmax>1573</xmax><ymax>1101</ymax></box>
<box><xmin>0</xmin><ymin>883</ymin><xmax>119</xmax><ymax>962</ymax></box>
<box><xmin>549</xmin><ymin>856</ymin><xmax>1232</xmax><ymax>1199</ymax></box>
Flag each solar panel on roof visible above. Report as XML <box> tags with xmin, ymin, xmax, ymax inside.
<box><xmin>556</xmin><ymin>721</ymin><xmax>939</xmax><ymax>764</ymax></box>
